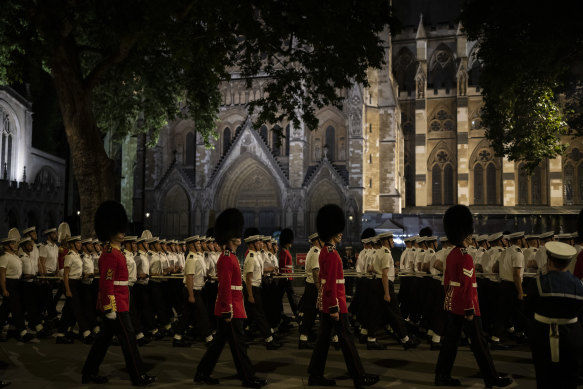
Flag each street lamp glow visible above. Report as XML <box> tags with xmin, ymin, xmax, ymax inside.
<box><xmin>145</xmin><ymin>212</ymin><xmax>151</xmax><ymax>218</ymax></box>
<box><xmin>76</xmin><ymin>211</ymin><xmax>81</xmax><ymax>216</ymax></box>
<box><xmin>348</xmin><ymin>215</ymin><xmax>354</xmax><ymax>221</ymax></box>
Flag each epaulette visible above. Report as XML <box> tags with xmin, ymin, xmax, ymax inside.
<box><xmin>249</xmin><ymin>252</ymin><xmax>254</xmax><ymax>258</ymax></box>
<box><xmin>313</xmin><ymin>248</ymin><xmax>318</xmax><ymax>253</ymax></box>
<box><xmin>187</xmin><ymin>253</ymin><xmax>195</xmax><ymax>259</ymax></box>
<box><xmin>107</xmin><ymin>245</ymin><xmax>112</xmax><ymax>253</ymax></box>
<box><xmin>147</xmin><ymin>251</ymin><xmax>154</xmax><ymax>255</ymax></box>
<box><xmin>498</xmin><ymin>248</ymin><xmax>503</xmax><ymax>252</ymax></box>
<box><xmin>461</xmin><ymin>248</ymin><xmax>468</xmax><ymax>255</ymax></box>
<box><xmin>223</xmin><ymin>250</ymin><xmax>230</xmax><ymax>256</ymax></box>
<box><xmin>326</xmin><ymin>246</ymin><xmax>334</xmax><ymax>253</ymax></box>
<box><xmin>428</xmin><ymin>249</ymin><xmax>434</xmax><ymax>253</ymax></box>
<box><xmin>384</xmin><ymin>248</ymin><xmax>390</xmax><ymax>253</ymax></box>
<box><xmin>516</xmin><ymin>247</ymin><xmax>521</xmax><ymax>252</ymax></box>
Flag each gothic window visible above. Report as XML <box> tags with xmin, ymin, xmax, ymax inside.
<box><xmin>473</xmin><ymin>164</ymin><xmax>484</xmax><ymax>204</ymax></box>
<box><xmin>486</xmin><ymin>163</ymin><xmax>497</xmax><ymax>204</ymax></box>
<box><xmin>393</xmin><ymin>47</ymin><xmax>416</xmax><ymax>96</ymax></box>
<box><xmin>405</xmin><ymin>164</ymin><xmax>415</xmax><ymax>207</ymax></box>
<box><xmin>0</xmin><ymin>107</ymin><xmax>12</xmax><ymax>180</ymax></box>
<box><xmin>468</xmin><ymin>48</ymin><xmax>482</xmax><ymax>88</ymax></box>
<box><xmin>185</xmin><ymin>132</ymin><xmax>195</xmax><ymax>166</ymax></box>
<box><xmin>222</xmin><ymin>127</ymin><xmax>232</xmax><ymax>155</ymax></box>
<box><xmin>518</xmin><ymin>162</ymin><xmax>548</xmax><ymax>205</ymax></box>
<box><xmin>429</xmin><ymin>107</ymin><xmax>456</xmax><ymax>132</ymax></box>
<box><xmin>369</xmin><ymin>154</ymin><xmax>372</xmax><ymax>164</ymax></box>
<box><xmin>430</xmin><ymin>146</ymin><xmax>457</xmax><ymax>205</ymax></box>
<box><xmin>432</xmin><ymin>164</ymin><xmax>442</xmax><ymax>205</ymax></box>
<box><xmin>444</xmin><ymin>164</ymin><xmax>454</xmax><ymax>204</ymax></box>
<box><xmin>471</xmin><ymin>117</ymin><xmax>483</xmax><ymax>130</ymax></box>
<box><xmin>260</xmin><ymin>125</ymin><xmax>268</xmax><ymax>142</ymax></box>
<box><xmin>272</xmin><ymin>125</ymin><xmax>281</xmax><ymax>156</ymax></box>
<box><xmin>428</xmin><ymin>43</ymin><xmax>456</xmax><ymax>93</ymax></box>
<box><xmin>325</xmin><ymin>126</ymin><xmax>335</xmax><ymax>161</ymax></box>
<box><xmin>563</xmin><ymin>147</ymin><xmax>583</xmax><ymax>204</ymax></box>
<box><xmin>285</xmin><ymin>124</ymin><xmax>290</xmax><ymax>156</ymax></box>
<box><xmin>34</xmin><ymin>167</ymin><xmax>58</xmax><ymax>190</ymax></box>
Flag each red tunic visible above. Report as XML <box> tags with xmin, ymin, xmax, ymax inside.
<box><xmin>318</xmin><ymin>245</ymin><xmax>347</xmax><ymax>314</ymax></box>
<box><xmin>573</xmin><ymin>251</ymin><xmax>583</xmax><ymax>280</ymax></box>
<box><xmin>443</xmin><ymin>247</ymin><xmax>481</xmax><ymax>317</ymax></box>
<box><xmin>98</xmin><ymin>246</ymin><xmax>130</xmax><ymax>313</ymax></box>
<box><xmin>214</xmin><ymin>250</ymin><xmax>246</xmax><ymax>319</ymax></box>
<box><xmin>279</xmin><ymin>248</ymin><xmax>293</xmax><ymax>280</ymax></box>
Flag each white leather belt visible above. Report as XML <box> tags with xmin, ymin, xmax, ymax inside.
<box><xmin>449</xmin><ymin>281</ymin><xmax>460</xmax><ymax>286</ymax></box>
<box><xmin>231</xmin><ymin>285</ymin><xmax>242</xmax><ymax>290</ymax></box>
<box><xmin>193</xmin><ymin>287</ymin><xmax>203</xmax><ymax>291</ymax></box>
<box><xmin>534</xmin><ymin>313</ymin><xmax>578</xmax><ymax>363</ymax></box>
<box><xmin>472</xmin><ymin>283</ymin><xmax>478</xmax><ymax>288</ymax></box>
<box><xmin>337</xmin><ymin>279</ymin><xmax>345</xmax><ymax>284</ymax></box>
<box><xmin>113</xmin><ymin>281</ymin><xmax>129</xmax><ymax>286</ymax></box>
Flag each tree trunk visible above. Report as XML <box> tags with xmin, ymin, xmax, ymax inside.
<box><xmin>52</xmin><ymin>41</ymin><xmax>115</xmax><ymax>238</ymax></box>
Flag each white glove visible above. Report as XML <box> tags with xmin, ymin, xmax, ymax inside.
<box><xmin>105</xmin><ymin>312</ymin><xmax>117</xmax><ymax>320</ymax></box>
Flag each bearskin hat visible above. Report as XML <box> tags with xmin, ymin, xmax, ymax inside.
<box><xmin>360</xmin><ymin>228</ymin><xmax>376</xmax><ymax>240</ymax></box>
<box><xmin>316</xmin><ymin>204</ymin><xmax>345</xmax><ymax>242</ymax></box>
<box><xmin>279</xmin><ymin>228</ymin><xmax>294</xmax><ymax>246</ymax></box>
<box><xmin>94</xmin><ymin>201</ymin><xmax>128</xmax><ymax>242</ymax></box>
<box><xmin>443</xmin><ymin>205</ymin><xmax>473</xmax><ymax>246</ymax></box>
<box><xmin>214</xmin><ymin>208</ymin><xmax>244</xmax><ymax>245</ymax></box>
<box><xmin>244</xmin><ymin>227</ymin><xmax>261</xmax><ymax>239</ymax></box>
<box><xmin>419</xmin><ymin>227</ymin><xmax>433</xmax><ymax>237</ymax></box>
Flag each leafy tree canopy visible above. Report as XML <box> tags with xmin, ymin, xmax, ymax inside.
<box><xmin>0</xmin><ymin>0</ymin><xmax>396</xmax><ymax>146</ymax></box>
<box><xmin>461</xmin><ymin>0</ymin><xmax>583</xmax><ymax>171</ymax></box>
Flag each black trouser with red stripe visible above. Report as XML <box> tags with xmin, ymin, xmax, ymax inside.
<box><xmin>196</xmin><ymin>318</ymin><xmax>255</xmax><ymax>382</ymax></box>
<box><xmin>308</xmin><ymin>313</ymin><xmax>365</xmax><ymax>379</ymax></box>
<box><xmin>82</xmin><ymin>312</ymin><xmax>144</xmax><ymax>383</ymax></box>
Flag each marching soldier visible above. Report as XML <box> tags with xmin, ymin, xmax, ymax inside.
<box><xmin>435</xmin><ymin>205</ymin><xmax>511</xmax><ymax>388</ymax></box>
<box><xmin>148</xmin><ymin>237</ymin><xmax>171</xmax><ymax>336</ymax></box>
<box><xmin>307</xmin><ymin>204</ymin><xmax>379</xmax><ymax>388</ymax></box>
<box><xmin>173</xmin><ymin>236</ymin><xmax>214</xmax><ymax>347</ymax></box>
<box><xmin>299</xmin><ymin>233</ymin><xmax>322</xmax><ymax>349</ymax></box>
<box><xmin>194</xmin><ymin>208</ymin><xmax>267</xmax><ymax>388</ymax></box>
<box><xmin>243</xmin><ymin>235</ymin><xmax>280</xmax><ymax>349</ymax></box>
<box><xmin>19</xmin><ymin>236</ymin><xmax>49</xmax><ymax>337</ymax></box>
<box><xmin>203</xmin><ymin>235</ymin><xmax>219</xmax><ymax>330</ymax></box>
<box><xmin>39</xmin><ymin>227</ymin><xmax>59</xmax><ymax>320</ymax></box>
<box><xmin>425</xmin><ymin>237</ymin><xmax>451</xmax><ymax>349</ymax></box>
<box><xmin>278</xmin><ymin>228</ymin><xmax>298</xmax><ymax>321</ymax></box>
<box><xmin>524</xmin><ymin>241</ymin><xmax>583</xmax><ymax>389</ymax></box>
<box><xmin>398</xmin><ymin>237</ymin><xmax>415</xmax><ymax>321</ymax></box>
<box><xmin>82</xmin><ymin>200</ymin><xmax>155</xmax><ymax>386</ymax></box>
<box><xmin>134</xmin><ymin>237</ymin><xmax>155</xmax><ymax>344</ymax></box>
<box><xmin>533</xmin><ymin>231</ymin><xmax>554</xmax><ymax>274</ymax></box>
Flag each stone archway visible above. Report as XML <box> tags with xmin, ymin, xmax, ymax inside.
<box><xmin>216</xmin><ymin>156</ymin><xmax>281</xmax><ymax>234</ymax></box>
<box><xmin>160</xmin><ymin>184</ymin><xmax>190</xmax><ymax>238</ymax></box>
<box><xmin>308</xmin><ymin>180</ymin><xmax>343</xmax><ymax>232</ymax></box>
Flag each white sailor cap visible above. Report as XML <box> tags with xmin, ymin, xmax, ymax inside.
<box><xmin>261</xmin><ymin>236</ymin><xmax>271</xmax><ymax>242</ymax></box>
<box><xmin>557</xmin><ymin>233</ymin><xmax>574</xmax><ymax>241</ymax></box>
<box><xmin>425</xmin><ymin>236</ymin><xmax>437</xmax><ymax>242</ymax></box>
<box><xmin>487</xmin><ymin>232</ymin><xmax>503</xmax><ymax>242</ymax></box>
<box><xmin>0</xmin><ymin>236</ymin><xmax>17</xmax><ymax>244</ymax></box>
<box><xmin>415</xmin><ymin>236</ymin><xmax>425</xmax><ymax>243</ymax></box>
<box><xmin>370</xmin><ymin>235</ymin><xmax>381</xmax><ymax>243</ymax></box>
<box><xmin>378</xmin><ymin>232</ymin><xmax>393</xmax><ymax>240</ymax></box>
<box><xmin>545</xmin><ymin>241</ymin><xmax>576</xmax><ymax>261</ymax></box>
<box><xmin>22</xmin><ymin>226</ymin><xmax>36</xmax><ymax>235</ymax></box>
<box><xmin>439</xmin><ymin>236</ymin><xmax>448</xmax><ymax>243</ymax></box>
<box><xmin>92</xmin><ymin>239</ymin><xmax>100</xmax><ymax>244</ymax></box>
<box><xmin>476</xmin><ymin>234</ymin><xmax>488</xmax><ymax>242</ymax></box>
<box><xmin>538</xmin><ymin>231</ymin><xmax>554</xmax><ymax>239</ymax></box>
<box><xmin>81</xmin><ymin>238</ymin><xmax>94</xmax><ymax>244</ymax></box>
<box><xmin>472</xmin><ymin>234</ymin><xmax>479</xmax><ymax>239</ymax></box>
<box><xmin>123</xmin><ymin>236</ymin><xmax>137</xmax><ymax>242</ymax></box>
<box><xmin>525</xmin><ymin>235</ymin><xmax>539</xmax><ymax>240</ymax></box>
<box><xmin>244</xmin><ymin>235</ymin><xmax>261</xmax><ymax>243</ymax></box>
<box><xmin>19</xmin><ymin>236</ymin><xmax>32</xmax><ymax>245</ymax></box>
<box><xmin>145</xmin><ymin>237</ymin><xmax>157</xmax><ymax>244</ymax></box>
<box><xmin>67</xmin><ymin>235</ymin><xmax>81</xmax><ymax>243</ymax></box>
<box><xmin>308</xmin><ymin>233</ymin><xmax>319</xmax><ymax>241</ymax></box>
<box><xmin>271</xmin><ymin>238</ymin><xmax>277</xmax><ymax>244</ymax></box>
<box><xmin>507</xmin><ymin>231</ymin><xmax>525</xmax><ymax>240</ymax></box>
<box><xmin>136</xmin><ymin>237</ymin><xmax>147</xmax><ymax>244</ymax></box>
<box><xmin>42</xmin><ymin>227</ymin><xmax>57</xmax><ymax>235</ymax></box>
<box><xmin>185</xmin><ymin>235</ymin><xmax>199</xmax><ymax>243</ymax></box>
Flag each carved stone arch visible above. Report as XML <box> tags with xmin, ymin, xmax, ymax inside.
<box><xmin>159</xmin><ymin>184</ymin><xmax>191</xmax><ymax>238</ymax></box>
<box><xmin>469</xmin><ymin>139</ymin><xmax>501</xmax><ymax>205</ymax></box>
<box><xmin>427</xmin><ymin>141</ymin><xmax>454</xmax><ymax>169</ymax></box>
<box><xmin>313</xmin><ymin>108</ymin><xmax>347</xmax><ymax>163</ymax></box>
<box><xmin>428</xmin><ymin>43</ymin><xmax>456</xmax><ymax>92</ymax></box>
<box><xmin>468</xmin><ymin>44</ymin><xmax>482</xmax><ymax>87</ymax></box>
<box><xmin>34</xmin><ymin>165</ymin><xmax>60</xmax><ymax>189</ymax></box>
<box><xmin>428</xmin><ymin>141</ymin><xmax>456</xmax><ymax>205</ymax></box>
<box><xmin>428</xmin><ymin>104</ymin><xmax>456</xmax><ymax>132</ymax></box>
<box><xmin>393</xmin><ymin>47</ymin><xmax>416</xmax><ymax>95</ymax></box>
<box><xmin>0</xmin><ymin>100</ymin><xmax>21</xmax><ymax>181</ymax></box>
<box><xmin>516</xmin><ymin>160</ymin><xmax>548</xmax><ymax>205</ymax></box>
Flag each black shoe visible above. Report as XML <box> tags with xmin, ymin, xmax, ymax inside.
<box><xmin>266</xmin><ymin>340</ymin><xmax>281</xmax><ymax>350</ymax></box>
<box><xmin>299</xmin><ymin>340</ymin><xmax>313</xmax><ymax>349</ymax></box>
<box><xmin>435</xmin><ymin>375</ymin><xmax>461</xmax><ymax>386</ymax></box>
<box><xmin>403</xmin><ymin>336</ymin><xmax>420</xmax><ymax>350</ymax></box>
<box><xmin>20</xmin><ymin>333</ymin><xmax>35</xmax><ymax>343</ymax></box>
<box><xmin>332</xmin><ymin>341</ymin><xmax>341</xmax><ymax>350</ymax></box>
<box><xmin>429</xmin><ymin>341</ymin><xmax>442</xmax><ymax>350</ymax></box>
<box><xmin>485</xmin><ymin>376</ymin><xmax>513</xmax><ymax>388</ymax></box>
<box><xmin>0</xmin><ymin>380</ymin><xmax>10</xmax><ymax>388</ymax></box>
<box><xmin>354</xmin><ymin>373</ymin><xmax>379</xmax><ymax>388</ymax></box>
<box><xmin>151</xmin><ymin>331</ymin><xmax>164</xmax><ymax>340</ymax></box>
<box><xmin>308</xmin><ymin>375</ymin><xmax>336</xmax><ymax>386</ymax></box>
<box><xmin>56</xmin><ymin>336</ymin><xmax>74</xmax><ymax>344</ymax></box>
<box><xmin>366</xmin><ymin>341</ymin><xmax>386</xmax><ymax>350</ymax></box>
<box><xmin>137</xmin><ymin>336</ymin><xmax>152</xmax><ymax>346</ymax></box>
<box><xmin>172</xmin><ymin>338</ymin><xmax>191</xmax><ymax>347</ymax></box>
<box><xmin>242</xmin><ymin>377</ymin><xmax>268</xmax><ymax>388</ymax></box>
<box><xmin>194</xmin><ymin>373</ymin><xmax>220</xmax><ymax>385</ymax></box>
<box><xmin>82</xmin><ymin>374</ymin><xmax>109</xmax><ymax>384</ymax></box>
<box><xmin>490</xmin><ymin>341</ymin><xmax>510</xmax><ymax>350</ymax></box>
<box><xmin>133</xmin><ymin>374</ymin><xmax>156</xmax><ymax>387</ymax></box>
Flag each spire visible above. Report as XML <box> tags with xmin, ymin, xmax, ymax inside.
<box><xmin>416</xmin><ymin>13</ymin><xmax>426</xmax><ymax>40</ymax></box>
<box><xmin>456</xmin><ymin>21</ymin><xmax>464</xmax><ymax>36</ymax></box>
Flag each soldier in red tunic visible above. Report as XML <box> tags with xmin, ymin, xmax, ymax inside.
<box><xmin>435</xmin><ymin>205</ymin><xmax>512</xmax><ymax>388</ymax></box>
<box><xmin>82</xmin><ymin>201</ymin><xmax>156</xmax><ymax>386</ymax></box>
<box><xmin>195</xmin><ymin>208</ymin><xmax>267</xmax><ymax>388</ymax></box>
<box><xmin>308</xmin><ymin>204</ymin><xmax>379</xmax><ymax>389</ymax></box>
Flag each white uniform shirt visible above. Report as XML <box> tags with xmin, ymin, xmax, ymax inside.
<box><xmin>39</xmin><ymin>241</ymin><xmax>59</xmax><ymax>273</ymax></box>
<box><xmin>243</xmin><ymin>251</ymin><xmax>263</xmax><ymax>287</ymax></box>
<box><xmin>149</xmin><ymin>251</ymin><xmax>162</xmax><ymax>275</ymax></box>
<box><xmin>0</xmin><ymin>252</ymin><xmax>22</xmax><ymax>279</ymax></box>
<box><xmin>481</xmin><ymin>247</ymin><xmax>504</xmax><ymax>282</ymax></box>
<box><xmin>500</xmin><ymin>245</ymin><xmax>524</xmax><ymax>282</ymax></box>
<box><xmin>414</xmin><ymin>250</ymin><xmax>425</xmax><ymax>277</ymax></box>
<box><xmin>125</xmin><ymin>251</ymin><xmax>137</xmax><ymax>285</ymax></box>
<box><xmin>92</xmin><ymin>252</ymin><xmax>100</xmax><ymax>274</ymax></box>
<box><xmin>81</xmin><ymin>253</ymin><xmax>95</xmax><ymax>284</ymax></box>
<box><xmin>373</xmin><ymin>247</ymin><xmax>395</xmax><ymax>282</ymax></box>
<box><xmin>20</xmin><ymin>252</ymin><xmax>35</xmax><ymax>282</ymax></box>
<box><xmin>135</xmin><ymin>251</ymin><xmax>150</xmax><ymax>285</ymax></box>
<box><xmin>523</xmin><ymin>247</ymin><xmax>538</xmax><ymax>270</ymax></box>
<box><xmin>399</xmin><ymin>247</ymin><xmax>410</xmax><ymax>271</ymax></box>
<box><xmin>432</xmin><ymin>247</ymin><xmax>451</xmax><ymax>281</ymax></box>
<box><xmin>355</xmin><ymin>249</ymin><xmax>367</xmax><ymax>273</ymax></box>
<box><xmin>474</xmin><ymin>247</ymin><xmax>487</xmax><ymax>267</ymax></box>
<box><xmin>305</xmin><ymin>247</ymin><xmax>321</xmax><ymax>284</ymax></box>
<box><xmin>64</xmin><ymin>251</ymin><xmax>83</xmax><ymax>280</ymax></box>
<box><xmin>423</xmin><ymin>248</ymin><xmax>435</xmax><ymax>268</ymax></box>
<box><xmin>533</xmin><ymin>246</ymin><xmax>548</xmax><ymax>274</ymax></box>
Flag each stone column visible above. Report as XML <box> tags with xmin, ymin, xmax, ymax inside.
<box><xmin>414</xmin><ymin>16</ymin><xmax>428</xmax><ymax>206</ymax></box>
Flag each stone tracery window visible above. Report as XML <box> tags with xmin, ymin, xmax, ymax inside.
<box><xmin>0</xmin><ymin>107</ymin><xmax>13</xmax><ymax>180</ymax></box>
<box><xmin>563</xmin><ymin>147</ymin><xmax>583</xmax><ymax>204</ymax></box>
<box><xmin>471</xmin><ymin>146</ymin><xmax>500</xmax><ymax>205</ymax></box>
<box><xmin>393</xmin><ymin>47</ymin><xmax>416</xmax><ymax>96</ymax></box>
<box><xmin>517</xmin><ymin>162</ymin><xmax>547</xmax><ymax>205</ymax></box>
<box><xmin>429</xmin><ymin>107</ymin><xmax>456</xmax><ymax>132</ymax></box>
<box><xmin>222</xmin><ymin>127</ymin><xmax>232</xmax><ymax>155</ymax></box>
<box><xmin>430</xmin><ymin>146</ymin><xmax>456</xmax><ymax>205</ymax></box>
<box><xmin>428</xmin><ymin>43</ymin><xmax>456</xmax><ymax>93</ymax></box>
